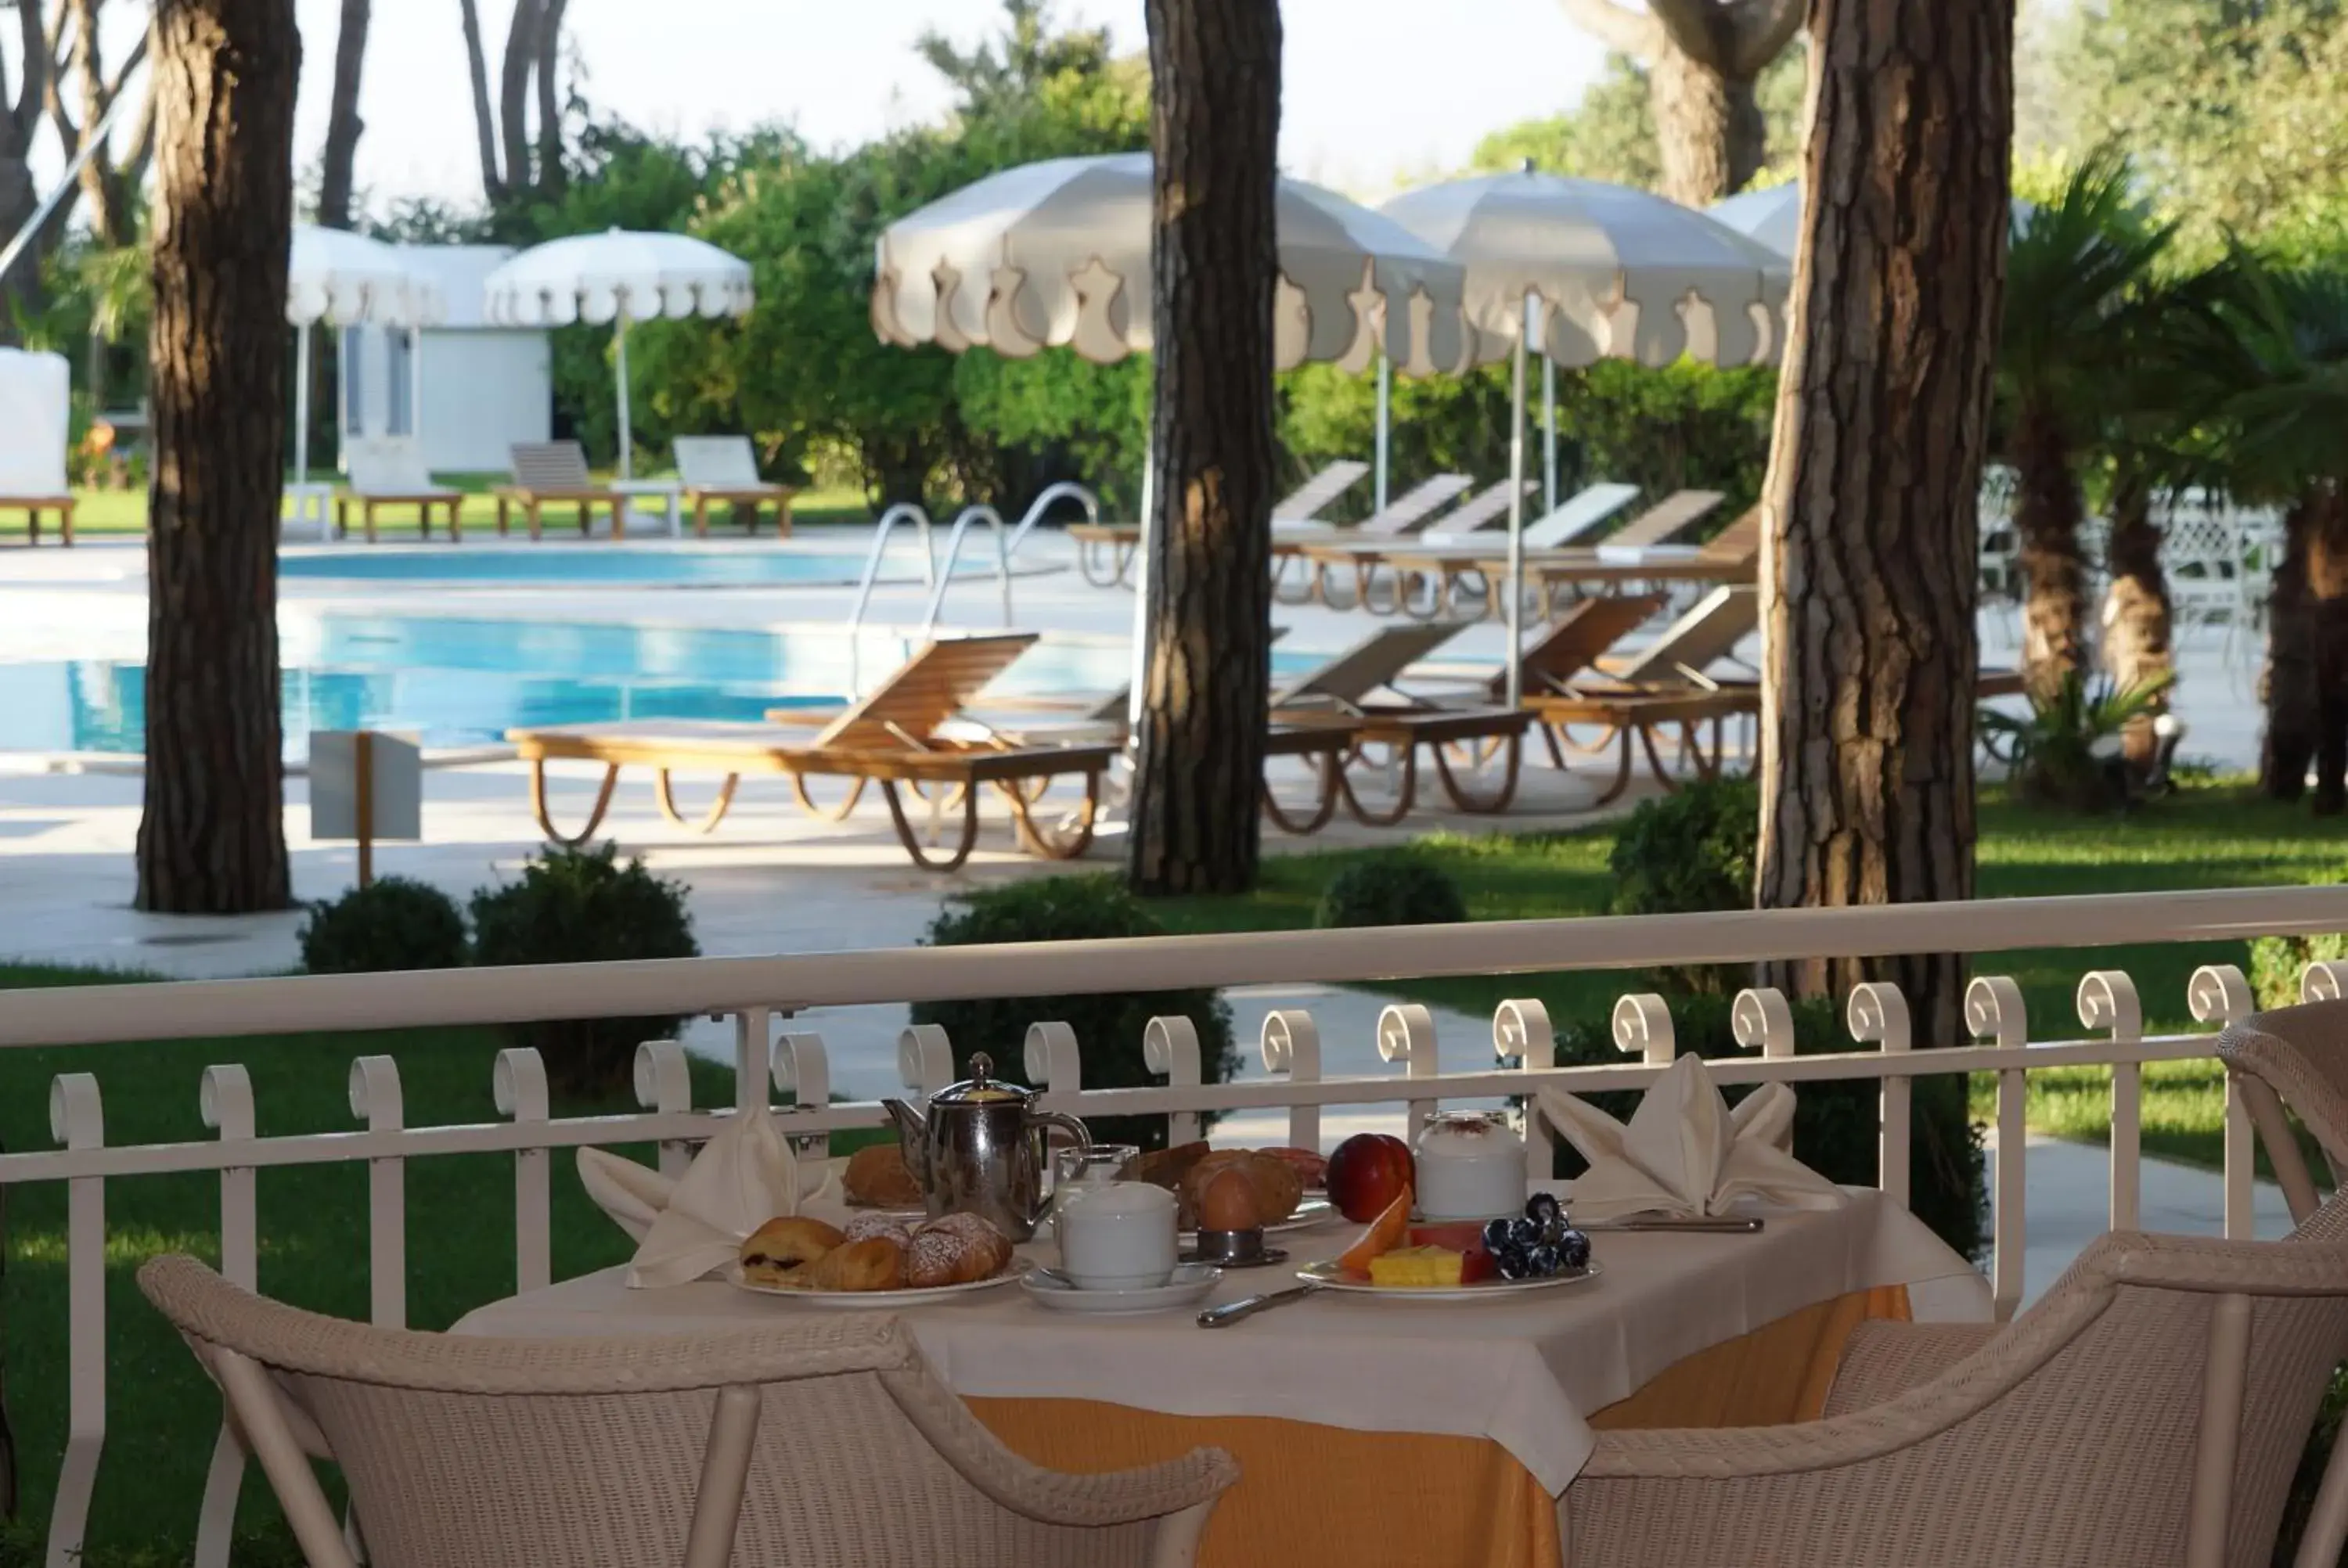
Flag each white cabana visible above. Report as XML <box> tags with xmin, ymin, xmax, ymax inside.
<box><xmin>0</xmin><ymin>347</ymin><xmax>70</xmax><ymax>498</ymax></box>
<box><xmin>875</xmin><ymin>152</ymin><xmax>1471</xmax><ymax>723</ymax></box>
<box><xmin>286</xmin><ymin>226</ymin><xmax>448</xmax><ymax>495</ymax></box>
<box><xmin>481</xmin><ymin>229</ymin><xmax>754</xmax><ymax>480</ymax></box>
<box><xmin>1709</xmin><ymin>181</ymin><xmax>2038</xmax><ymax>257</ymax></box>
<box><xmin>1381</xmin><ymin>167</ymin><xmax>1792</xmax><ymax>703</ymax></box>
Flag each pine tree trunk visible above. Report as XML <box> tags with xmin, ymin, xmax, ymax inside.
<box><xmin>1649</xmin><ymin>44</ymin><xmax>1767</xmax><ymax>204</ymax></box>
<box><xmin>1127</xmin><ymin>0</ymin><xmax>1280</xmax><ymax>897</ymax></box>
<box><xmin>2100</xmin><ymin>463</ymin><xmax>2173</xmax><ymax>772</ymax></box>
<box><xmin>2262</xmin><ymin>493</ymin><xmax>2320</xmax><ymax>800</ymax></box>
<box><xmin>2307</xmin><ymin>484</ymin><xmax>2348</xmax><ymax>815</ymax></box>
<box><xmin>1756</xmin><ymin>0</ymin><xmax>2011</xmax><ymax>1056</ymax></box>
<box><xmin>316</xmin><ymin>0</ymin><xmax>371</xmax><ymax>231</ymax></box>
<box><xmin>2010</xmin><ymin>399</ymin><xmax>2087</xmax><ymax>695</ymax></box>
<box><xmin>137</xmin><ymin>0</ymin><xmax>298</xmax><ymax>915</ymax></box>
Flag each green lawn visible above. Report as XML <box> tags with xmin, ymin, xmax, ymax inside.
<box><xmin>48</xmin><ymin>477</ymin><xmax>876</xmax><ymax>538</ymax></box>
<box><xmin>2</xmin><ymin>782</ymin><xmax>2343</xmax><ymax>1559</ymax></box>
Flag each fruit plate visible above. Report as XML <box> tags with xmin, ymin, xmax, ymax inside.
<box><xmin>1293</xmin><ymin>1259</ymin><xmax>1604</xmax><ymax>1301</ymax></box>
<box><xmin>1179</xmin><ymin>1197</ymin><xmax>1337</xmax><ymax>1243</ymax></box>
<box><xmin>724</xmin><ymin>1264</ymin><xmax>1021</xmax><ymax>1307</ymax></box>
<box><xmin>1021</xmin><ymin>1262</ymin><xmax>1223</xmax><ymax>1315</ymax></box>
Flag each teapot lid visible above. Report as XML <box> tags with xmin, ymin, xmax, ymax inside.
<box><xmin>932</xmin><ymin>1052</ymin><xmax>1031</xmax><ymax>1106</ymax></box>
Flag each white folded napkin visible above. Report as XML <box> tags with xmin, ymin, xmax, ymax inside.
<box><xmin>1535</xmin><ymin>1052</ymin><xmax>1847</xmax><ymax>1220</ymax></box>
<box><xmin>577</xmin><ymin>1106</ymin><xmax>831</xmax><ymax>1288</ymax></box>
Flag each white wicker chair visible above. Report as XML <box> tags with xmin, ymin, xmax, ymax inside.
<box><xmin>139</xmin><ymin>1256</ymin><xmax>1237</xmax><ymax>1568</ymax></box>
<box><xmin>1559</xmin><ymin>1196</ymin><xmax>2348</xmax><ymax>1568</ymax></box>
<box><xmin>2218</xmin><ymin>998</ymin><xmax>2348</xmax><ymax>1223</ymax></box>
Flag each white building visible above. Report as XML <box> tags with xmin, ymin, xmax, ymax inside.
<box><xmin>337</xmin><ymin>244</ymin><xmax>550</xmax><ymax>475</ymax></box>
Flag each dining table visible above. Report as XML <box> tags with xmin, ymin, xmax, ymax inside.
<box><xmin>455</xmin><ymin>1181</ymin><xmax>1986</xmax><ymax>1568</ymax></box>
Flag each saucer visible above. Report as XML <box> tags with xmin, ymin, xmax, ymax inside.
<box><xmin>1021</xmin><ymin>1262</ymin><xmax>1222</xmax><ymax>1314</ymax></box>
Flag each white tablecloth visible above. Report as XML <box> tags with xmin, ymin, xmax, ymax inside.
<box><xmin>455</xmin><ymin>1185</ymin><xmax>1986</xmax><ymax>1494</ymax></box>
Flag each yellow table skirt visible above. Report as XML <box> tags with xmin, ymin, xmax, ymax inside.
<box><xmin>969</xmin><ymin>1285</ymin><xmax>1911</xmax><ymax>1568</ymax></box>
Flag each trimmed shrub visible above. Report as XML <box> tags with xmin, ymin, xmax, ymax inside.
<box><xmin>1607</xmin><ymin>776</ymin><xmax>1759</xmax><ymax>994</ymax></box>
<box><xmin>1314</xmin><ymin>854</ymin><xmax>1468</xmax><ymax>930</ymax></box>
<box><xmin>1541</xmin><ymin>991</ymin><xmax>1988</xmax><ymax>1263</ymax></box>
<box><xmin>2252</xmin><ymin>930</ymin><xmax>2348</xmax><ymax>1012</ymax></box>
<box><xmin>909</xmin><ymin>876</ymin><xmax>1239</xmax><ymax>1152</ymax></box>
<box><xmin>297</xmin><ymin>877</ymin><xmax>468</xmax><ymax>975</ymax></box>
<box><xmin>469</xmin><ymin>844</ymin><xmax>699</xmax><ymax>1094</ymax></box>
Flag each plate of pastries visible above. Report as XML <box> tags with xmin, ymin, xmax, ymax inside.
<box><xmin>731</xmin><ymin>1212</ymin><xmax>1017</xmax><ymax>1304</ymax></box>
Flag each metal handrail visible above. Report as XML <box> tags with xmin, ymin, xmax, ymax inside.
<box><xmin>1004</xmin><ymin>481</ymin><xmax>1099</xmax><ymax>558</ymax></box>
<box><xmin>919</xmin><ymin>504</ymin><xmax>1014</xmax><ymax>636</ymax></box>
<box><xmin>842</xmin><ymin>502</ymin><xmax>935</xmax><ymax>693</ymax></box>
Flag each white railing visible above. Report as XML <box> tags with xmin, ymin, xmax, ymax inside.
<box><xmin>5</xmin><ymin>885</ymin><xmax>2348</xmax><ymax>1566</ymax></box>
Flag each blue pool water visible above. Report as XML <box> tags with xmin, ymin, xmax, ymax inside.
<box><xmin>279</xmin><ymin>546</ymin><xmax>1020</xmax><ymax>588</ymax></box>
<box><xmin>0</xmin><ymin>615</ymin><xmax>1318</xmax><ymax>755</ymax></box>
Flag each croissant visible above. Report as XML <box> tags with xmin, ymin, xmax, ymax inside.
<box><xmin>905</xmin><ymin>1213</ymin><xmax>1013</xmax><ymax>1288</ymax></box>
<box><xmin>802</xmin><ymin>1236</ymin><xmax>906</xmax><ymax>1292</ymax></box>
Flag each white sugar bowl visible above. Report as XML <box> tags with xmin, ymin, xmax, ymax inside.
<box><xmin>1413</xmin><ymin>1109</ymin><xmax>1528</xmax><ymax>1220</ymax></box>
<box><xmin>1055</xmin><ymin>1179</ymin><xmax>1179</xmax><ymax>1291</ymax></box>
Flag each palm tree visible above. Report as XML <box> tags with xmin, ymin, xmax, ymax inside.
<box><xmin>1996</xmin><ymin>151</ymin><xmax>2175</xmax><ymax>696</ymax></box>
<box><xmin>2192</xmin><ymin>258</ymin><xmax>2348</xmax><ymax>807</ymax></box>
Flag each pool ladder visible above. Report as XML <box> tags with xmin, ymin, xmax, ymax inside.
<box><xmin>842</xmin><ymin>484</ymin><xmax>1100</xmax><ymax>692</ymax></box>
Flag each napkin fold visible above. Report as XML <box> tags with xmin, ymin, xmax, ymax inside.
<box><xmin>1535</xmin><ymin>1052</ymin><xmax>1847</xmax><ymax>1221</ymax></box>
<box><xmin>578</xmin><ymin>1106</ymin><xmax>830</xmax><ymax>1289</ymax></box>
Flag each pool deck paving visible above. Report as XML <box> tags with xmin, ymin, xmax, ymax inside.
<box><xmin>0</xmin><ymin>529</ymin><xmax>2292</xmax><ymax>1296</ymax></box>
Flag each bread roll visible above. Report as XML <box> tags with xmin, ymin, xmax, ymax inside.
<box><xmin>844</xmin><ymin>1142</ymin><xmax>924</xmax><ymax>1208</ymax></box>
<box><xmin>803</xmin><ymin>1235</ymin><xmax>906</xmax><ymax>1292</ymax></box>
<box><xmin>737</xmin><ymin>1216</ymin><xmax>845</xmax><ymax>1287</ymax></box>
<box><xmin>1178</xmin><ymin>1151</ymin><xmax>1305</xmax><ymax>1228</ymax></box>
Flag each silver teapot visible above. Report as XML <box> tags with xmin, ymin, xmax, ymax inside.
<box><xmin>880</xmin><ymin>1053</ymin><xmax>1090</xmax><ymax>1241</ymax></box>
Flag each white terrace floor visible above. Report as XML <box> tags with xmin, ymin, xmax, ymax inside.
<box><xmin>0</xmin><ymin>528</ymin><xmax>2290</xmax><ymax>1303</ymax></box>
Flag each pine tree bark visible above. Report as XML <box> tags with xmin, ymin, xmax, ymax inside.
<box><xmin>1756</xmin><ymin>0</ymin><xmax>2011</xmax><ymax>1055</ymax></box>
<box><xmin>137</xmin><ymin>0</ymin><xmax>297</xmax><ymax>915</ymax></box>
<box><xmin>1127</xmin><ymin>0</ymin><xmax>1280</xmax><ymax>897</ymax></box>
<box><xmin>316</xmin><ymin>0</ymin><xmax>370</xmax><ymax>230</ymax></box>
<box><xmin>0</xmin><ymin>1</ymin><xmax>46</xmax><ymax>333</ymax></box>
<box><xmin>2009</xmin><ymin>400</ymin><xmax>2087</xmax><ymax>693</ymax></box>
<box><xmin>2263</xmin><ymin>493</ymin><xmax>2318</xmax><ymax>801</ymax></box>
<box><xmin>2100</xmin><ymin>462</ymin><xmax>2173</xmax><ymax>771</ymax></box>
<box><xmin>1648</xmin><ymin>42</ymin><xmax>1767</xmax><ymax>203</ymax></box>
<box><xmin>2265</xmin><ymin>484</ymin><xmax>2348</xmax><ymax>811</ymax></box>
<box><xmin>456</xmin><ymin>0</ymin><xmax>503</xmax><ymax>202</ymax></box>
<box><xmin>1558</xmin><ymin>0</ymin><xmax>1802</xmax><ymax>203</ymax></box>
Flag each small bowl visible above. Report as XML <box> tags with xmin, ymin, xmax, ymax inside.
<box><xmin>1183</xmin><ymin>1228</ymin><xmax>1287</xmax><ymax>1268</ymax></box>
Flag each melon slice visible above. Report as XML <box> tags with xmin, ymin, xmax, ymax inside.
<box><xmin>1335</xmin><ymin>1186</ymin><xmax>1413</xmax><ymax>1277</ymax></box>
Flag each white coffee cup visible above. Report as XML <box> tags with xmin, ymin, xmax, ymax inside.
<box><xmin>1055</xmin><ymin>1180</ymin><xmax>1178</xmax><ymax>1291</ymax></box>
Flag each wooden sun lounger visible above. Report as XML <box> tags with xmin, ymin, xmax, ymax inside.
<box><xmin>493</xmin><ymin>441</ymin><xmax>628</xmax><ymax>541</ymax></box>
<box><xmin>1291</xmin><ymin>480</ymin><xmax>1537</xmax><ymax>612</ymax></box>
<box><xmin>508</xmin><ymin>632</ymin><xmax>1053</xmax><ymax>869</ymax></box>
<box><xmin>507</xmin><ymin>721</ymin><xmax>1118</xmax><ymax>871</ymax></box>
<box><xmin>1069</xmin><ymin>460</ymin><xmax>1370</xmax><ymax>585</ymax></box>
<box><xmin>339</xmin><ymin>441</ymin><xmax>463</xmax><ymax>542</ymax></box>
<box><xmin>0</xmin><ymin>496</ymin><xmax>73</xmax><ymax>546</ymax></box>
<box><xmin>1313</xmin><ymin>490</ymin><xmax>1725</xmax><ymax>622</ymax></box>
<box><xmin>1490</xmin><ymin>506</ymin><xmax>1764</xmax><ymax>619</ymax></box>
<box><xmin>673</xmin><ymin>437</ymin><xmax>798</xmax><ymax>538</ymax></box>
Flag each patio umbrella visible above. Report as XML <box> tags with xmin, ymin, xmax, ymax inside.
<box><xmin>873</xmin><ymin>152</ymin><xmax>1471</xmax><ymax>721</ymax></box>
<box><xmin>481</xmin><ymin>229</ymin><xmax>754</xmax><ymax>480</ymax></box>
<box><xmin>1708</xmin><ymin>181</ymin><xmax>2038</xmax><ymax>259</ymax></box>
<box><xmin>1381</xmin><ymin>167</ymin><xmax>1792</xmax><ymax>704</ymax></box>
<box><xmin>285</xmin><ymin>226</ymin><xmax>446</xmax><ymax>489</ymax></box>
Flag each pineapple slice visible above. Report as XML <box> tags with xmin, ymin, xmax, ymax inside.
<box><xmin>1367</xmin><ymin>1245</ymin><xmax>1466</xmax><ymax>1288</ymax></box>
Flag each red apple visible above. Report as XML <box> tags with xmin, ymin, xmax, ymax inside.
<box><xmin>1327</xmin><ymin>1132</ymin><xmax>1416</xmax><ymax>1221</ymax></box>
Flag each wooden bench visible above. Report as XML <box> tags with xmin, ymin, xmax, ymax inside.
<box><xmin>1</xmin><ymin>497</ymin><xmax>74</xmax><ymax>546</ymax></box>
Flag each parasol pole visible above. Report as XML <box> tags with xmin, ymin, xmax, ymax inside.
<box><xmin>1373</xmin><ymin>352</ymin><xmax>1391</xmax><ymax>512</ymax></box>
<box><xmin>1505</xmin><ymin>291</ymin><xmax>1531</xmax><ymax>708</ymax></box>
<box><xmin>1541</xmin><ymin>352</ymin><xmax>1556</xmax><ymax>515</ymax></box>
<box><xmin>613</xmin><ymin>300</ymin><xmax>634</xmax><ymax>482</ymax></box>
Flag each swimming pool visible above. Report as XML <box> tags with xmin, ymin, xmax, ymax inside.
<box><xmin>0</xmin><ymin>614</ymin><xmax>1317</xmax><ymax>755</ymax></box>
<box><xmin>279</xmin><ymin>545</ymin><xmax>1037</xmax><ymax>588</ymax></box>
